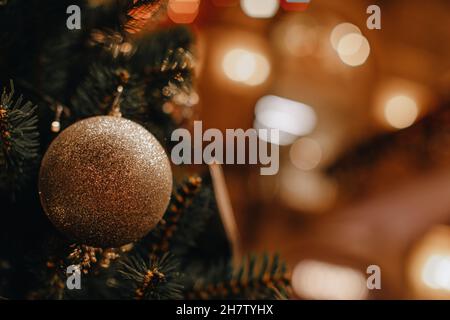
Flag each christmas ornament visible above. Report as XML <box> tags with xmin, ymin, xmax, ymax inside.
<box><xmin>39</xmin><ymin>116</ymin><xmax>173</xmax><ymax>247</ymax></box>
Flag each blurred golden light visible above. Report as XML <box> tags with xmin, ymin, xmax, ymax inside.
<box><xmin>330</xmin><ymin>23</ymin><xmax>361</xmax><ymax>51</ymax></box>
<box><xmin>292</xmin><ymin>260</ymin><xmax>368</xmax><ymax>300</ymax></box>
<box><xmin>337</xmin><ymin>33</ymin><xmax>370</xmax><ymax>67</ymax></box>
<box><xmin>283</xmin><ymin>24</ymin><xmax>318</xmax><ymax>57</ymax></box>
<box><xmin>240</xmin><ymin>0</ymin><xmax>279</xmax><ymax>18</ymax></box>
<box><xmin>168</xmin><ymin>0</ymin><xmax>200</xmax><ymax>24</ymax></box>
<box><xmin>422</xmin><ymin>255</ymin><xmax>450</xmax><ymax>291</ymax></box>
<box><xmin>290</xmin><ymin>138</ymin><xmax>322</xmax><ymax>171</ymax></box>
<box><xmin>222</xmin><ymin>48</ymin><xmax>270</xmax><ymax>86</ymax></box>
<box><xmin>408</xmin><ymin>226</ymin><xmax>450</xmax><ymax>299</ymax></box>
<box><xmin>384</xmin><ymin>95</ymin><xmax>419</xmax><ymax>129</ymax></box>
<box><xmin>254</xmin><ymin>95</ymin><xmax>317</xmax><ymax>145</ymax></box>
<box><xmin>280</xmin><ymin>168</ymin><xmax>337</xmax><ymax>212</ymax></box>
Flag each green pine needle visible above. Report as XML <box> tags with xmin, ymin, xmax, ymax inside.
<box><xmin>186</xmin><ymin>253</ymin><xmax>291</xmax><ymax>300</ymax></box>
<box><xmin>117</xmin><ymin>253</ymin><xmax>184</xmax><ymax>300</ymax></box>
<box><xmin>0</xmin><ymin>80</ymin><xmax>39</xmax><ymax>192</ymax></box>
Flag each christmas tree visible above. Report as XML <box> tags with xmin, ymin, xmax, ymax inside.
<box><xmin>0</xmin><ymin>0</ymin><xmax>290</xmax><ymax>300</ymax></box>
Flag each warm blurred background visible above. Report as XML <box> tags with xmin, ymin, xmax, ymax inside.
<box><xmin>167</xmin><ymin>0</ymin><xmax>450</xmax><ymax>299</ymax></box>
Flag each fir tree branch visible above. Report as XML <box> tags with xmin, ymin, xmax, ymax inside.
<box><xmin>132</xmin><ymin>27</ymin><xmax>195</xmax><ymax>104</ymax></box>
<box><xmin>70</xmin><ymin>63</ymin><xmax>145</xmax><ymax>119</ymax></box>
<box><xmin>65</xmin><ymin>244</ymin><xmax>132</xmax><ymax>275</ymax></box>
<box><xmin>146</xmin><ymin>176</ymin><xmax>211</xmax><ymax>256</ymax></box>
<box><xmin>117</xmin><ymin>252</ymin><xmax>183</xmax><ymax>300</ymax></box>
<box><xmin>0</xmin><ymin>80</ymin><xmax>39</xmax><ymax>193</ymax></box>
<box><xmin>185</xmin><ymin>254</ymin><xmax>291</xmax><ymax>300</ymax></box>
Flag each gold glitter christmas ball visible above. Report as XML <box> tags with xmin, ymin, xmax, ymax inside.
<box><xmin>39</xmin><ymin>116</ymin><xmax>172</xmax><ymax>247</ymax></box>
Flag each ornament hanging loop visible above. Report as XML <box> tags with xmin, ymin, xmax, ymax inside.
<box><xmin>109</xmin><ymin>85</ymin><xmax>124</xmax><ymax>118</ymax></box>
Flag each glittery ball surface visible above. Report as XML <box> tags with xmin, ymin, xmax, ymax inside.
<box><xmin>39</xmin><ymin>116</ymin><xmax>173</xmax><ymax>247</ymax></box>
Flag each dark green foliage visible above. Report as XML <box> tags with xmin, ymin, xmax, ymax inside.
<box><xmin>144</xmin><ymin>176</ymin><xmax>214</xmax><ymax>257</ymax></box>
<box><xmin>0</xmin><ymin>81</ymin><xmax>39</xmax><ymax>193</ymax></box>
<box><xmin>118</xmin><ymin>253</ymin><xmax>183</xmax><ymax>300</ymax></box>
<box><xmin>70</xmin><ymin>63</ymin><xmax>146</xmax><ymax>118</ymax></box>
<box><xmin>185</xmin><ymin>254</ymin><xmax>290</xmax><ymax>300</ymax></box>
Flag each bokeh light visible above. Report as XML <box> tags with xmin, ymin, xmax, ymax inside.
<box><xmin>280</xmin><ymin>168</ymin><xmax>337</xmax><ymax>212</ymax></box>
<box><xmin>168</xmin><ymin>0</ymin><xmax>200</xmax><ymax>24</ymax></box>
<box><xmin>240</xmin><ymin>0</ymin><xmax>279</xmax><ymax>18</ymax></box>
<box><xmin>292</xmin><ymin>260</ymin><xmax>368</xmax><ymax>300</ymax></box>
<box><xmin>254</xmin><ymin>95</ymin><xmax>317</xmax><ymax>145</ymax></box>
<box><xmin>336</xmin><ymin>33</ymin><xmax>370</xmax><ymax>67</ymax></box>
<box><xmin>222</xmin><ymin>48</ymin><xmax>271</xmax><ymax>86</ymax></box>
<box><xmin>408</xmin><ymin>226</ymin><xmax>450</xmax><ymax>299</ymax></box>
<box><xmin>290</xmin><ymin>138</ymin><xmax>322</xmax><ymax>170</ymax></box>
<box><xmin>330</xmin><ymin>23</ymin><xmax>361</xmax><ymax>51</ymax></box>
<box><xmin>422</xmin><ymin>255</ymin><xmax>450</xmax><ymax>291</ymax></box>
<box><xmin>283</xmin><ymin>24</ymin><xmax>318</xmax><ymax>57</ymax></box>
<box><xmin>384</xmin><ymin>95</ymin><xmax>419</xmax><ymax>129</ymax></box>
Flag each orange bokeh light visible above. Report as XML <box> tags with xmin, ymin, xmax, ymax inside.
<box><xmin>168</xmin><ymin>0</ymin><xmax>201</xmax><ymax>24</ymax></box>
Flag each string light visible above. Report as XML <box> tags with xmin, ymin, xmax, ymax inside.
<box><xmin>222</xmin><ymin>48</ymin><xmax>271</xmax><ymax>86</ymax></box>
<box><xmin>240</xmin><ymin>0</ymin><xmax>279</xmax><ymax>18</ymax></box>
<box><xmin>384</xmin><ymin>95</ymin><xmax>419</xmax><ymax>129</ymax></box>
<box><xmin>292</xmin><ymin>260</ymin><xmax>368</xmax><ymax>300</ymax></box>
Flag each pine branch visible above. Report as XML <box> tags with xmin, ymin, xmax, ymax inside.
<box><xmin>0</xmin><ymin>80</ymin><xmax>39</xmax><ymax>193</ymax></box>
<box><xmin>70</xmin><ymin>63</ymin><xmax>146</xmax><ymax>119</ymax></box>
<box><xmin>145</xmin><ymin>176</ymin><xmax>208</xmax><ymax>256</ymax></box>
<box><xmin>117</xmin><ymin>252</ymin><xmax>183</xmax><ymax>300</ymax></box>
<box><xmin>185</xmin><ymin>254</ymin><xmax>291</xmax><ymax>300</ymax></box>
<box><xmin>132</xmin><ymin>27</ymin><xmax>195</xmax><ymax>105</ymax></box>
<box><xmin>65</xmin><ymin>244</ymin><xmax>133</xmax><ymax>275</ymax></box>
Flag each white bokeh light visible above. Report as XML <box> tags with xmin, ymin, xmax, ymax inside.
<box><xmin>422</xmin><ymin>255</ymin><xmax>450</xmax><ymax>291</ymax></box>
<box><xmin>337</xmin><ymin>33</ymin><xmax>370</xmax><ymax>67</ymax></box>
<box><xmin>254</xmin><ymin>95</ymin><xmax>317</xmax><ymax>145</ymax></box>
<box><xmin>384</xmin><ymin>95</ymin><xmax>419</xmax><ymax>129</ymax></box>
<box><xmin>292</xmin><ymin>260</ymin><xmax>368</xmax><ymax>300</ymax></box>
<box><xmin>240</xmin><ymin>0</ymin><xmax>279</xmax><ymax>18</ymax></box>
<box><xmin>330</xmin><ymin>23</ymin><xmax>361</xmax><ymax>51</ymax></box>
<box><xmin>222</xmin><ymin>48</ymin><xmax>270</xmax><ymax>86</ymax></box>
